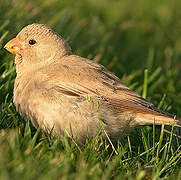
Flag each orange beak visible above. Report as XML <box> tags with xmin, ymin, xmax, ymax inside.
<box><xmin>4</xmin><ymin>38</ymin><xmax>22</xmax><ymax>55</ymax></box>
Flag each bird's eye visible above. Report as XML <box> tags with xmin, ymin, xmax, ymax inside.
<box><xmin>29</xmin><ymin>39</ymin><xmax>36</xmax><ymax>45</ymax></box>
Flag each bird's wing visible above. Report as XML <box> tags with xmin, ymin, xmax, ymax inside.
<box><xmin>43</xmin><ymin>55</ymin><xmax>153</xmax><ymax>107</ymax></box>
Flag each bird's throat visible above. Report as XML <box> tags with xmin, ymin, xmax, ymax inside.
<box><xmin>15</xmin><ymin>54</ymin><xmax>23</xmax><ymax>65</ymax></box>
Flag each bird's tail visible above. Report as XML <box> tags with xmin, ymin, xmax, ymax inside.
<box><xmin>134</xmin><ymin>112</ymin><xmax>181</xmax><ymax>127</ymax></box>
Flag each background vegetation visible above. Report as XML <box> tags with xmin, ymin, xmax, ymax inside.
<box><xmin>0</xmin><ymin>0</ymin><xmax>181</xmax><ymax>179</ymax></box>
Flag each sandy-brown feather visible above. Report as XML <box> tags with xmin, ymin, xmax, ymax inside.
<box><xmin>10</xmin><ymin>23</ymin><xmax>181</xmax><ymax>143</ymax></box>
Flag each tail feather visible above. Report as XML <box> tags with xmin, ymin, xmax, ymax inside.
<box><xmin>107</xmin><ymin>97</ymin><xmax>181</xmax><ymax>127</ymax></box>
<box><xmin>135</xmin><ymin>112</ymin><xmax>181</xmax><ymax>127</ymax></box>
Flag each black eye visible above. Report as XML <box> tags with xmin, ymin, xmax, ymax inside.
<box><xmin>29</xmin><ymin>39</ymin><xmax>36</xmax><ymax>45</ymax></box>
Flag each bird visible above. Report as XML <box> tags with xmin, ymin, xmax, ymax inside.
<box><xmin>4</xmin><ymin>23</ymin><xmax>181</xmax><ymax>143</ymax></box>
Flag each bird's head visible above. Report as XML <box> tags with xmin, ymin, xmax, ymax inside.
<box><xmin>4</xmin><ymin>23</ymin><xmax>71</xmax><ymax>73</ymax></box>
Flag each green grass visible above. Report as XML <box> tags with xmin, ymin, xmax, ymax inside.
<box><xmin>0</xmin><ymin>0</ymin><xmax>181</xmax><ymax>179</ymax></box>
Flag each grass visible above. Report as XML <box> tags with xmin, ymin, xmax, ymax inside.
<box><xmin>0</xmin><ymin>0</ymin><xmax>181</xmax><ymax>179</ymax></box>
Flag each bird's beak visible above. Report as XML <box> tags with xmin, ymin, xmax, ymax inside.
<box><xmin>4</xmin><ymin>38</ymin><xmax>22</xmax><ymax>55</ymax></box>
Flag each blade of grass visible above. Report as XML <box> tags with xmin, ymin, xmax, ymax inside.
<box><xmin>142</xmin><ymin>69</ymin><xmax>148</xmax><ymax>98</ymax></box>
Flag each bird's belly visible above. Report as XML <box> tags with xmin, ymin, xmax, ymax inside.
<box><xmin>14</xmin><ymin>91</ymin><xmax>103</xmax><ymax>140</ymax></box>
